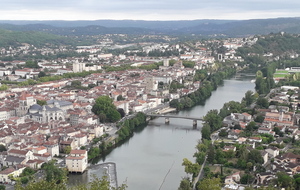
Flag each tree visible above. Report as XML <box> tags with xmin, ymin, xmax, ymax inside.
<box><xmin>218</xmin><ymin>129</ymin><xmax>228</xmax><ymax>137</ymax></box>
<box><xmin>182</xmin><ymin>158</ymin><xmax>200</xmax><ymax>176</ymax></box>
<box><xmin>201</xmin><ymin>124</ymin><xmax>211</xmax><ymax>140</ymax></box>
<box><xmin>243</xmin><ymin>90</ymin><xmax>255</xmax><ymax>106</ymax></box>
<box><xmin>20</xmin><ymin>167</ymin><xmax>36</xmax><ymax>177</ymax></box>
<box><xmin>0</xmin><ymin>144</ymin><xmax>6</xmax><ymax>152</ymax></box>
<box><xmin>20</xmin><ymin>177</ymin><xmax>29</xmax><ymax>184</ymax></box>
<box><xmin>245</xmin><ymin>121</ymin><xmax>256</xmax><ymax>133</ymax></box>
<box><xmin>117</xmin><ymin>95</ymin><xmax>125</xmax><ymax>101</ymax></box>
<box><xmin>276</xmin><ymin>172</ymin><xmax>295</xmax><ymax>189</ymax></box>
<box><xmin>240</xmin><ymin>174</ymin><xmax>254</xmax><ymax>184</ymax></box>
<box><xmin>15</xmin><ymin>179</ymin><xmax>66</xmax><ymax>190</ymax></box>
<box><xmin>0</xmin><ymin>185</ymin><xmax>5</xmax><ymax>190</ymax></box>
<box><xmin>37</xmin><ymin>100</ymin><xmax>47</xmax><ymax>106</ymax></box>
<box><xmin>254</xmin><ymin>115</ymin><xmax>265</xmax><ymax>123</ymax></box>
<box><xmin>178</xmin><ymin>177</ymin><xmax>192</xmax><ymax>190</ymax></box>
<box><xmin>248</xmin><ymin>149</ymin><xmax>264</xmax><ymax>164</ymax></box>
<box><xmin>207</xmin><ymin>144</ymin><xmax>215</xmax><ymax>164</ymax></box>
<box><xmin>92</xmin><ymin>96</ymin><xmax>121</xmax><ymax>123</ymax></box>
<box><xmin>38</xmin><ymin>71</ymin><xmax>46</xmax><ymax>78</ymax></box>
<box><xmin>41</xmin><ymin>160</ymin><xmax>67</xmax><ymax>184</ymax></box>
<box><xmin>256</xmin><ymin>97</ymin><xmax>269</xmax><ymax>108</ymax></box>
<box><xmin>233</xmin><ymin>124</ymin><xmax>241</xmax><ymax>130</ymax></box>
<box><xmin>71</xmin><ymin>80</ymin><xmax>82</xmax><ymax>87</ymax></box>
<box><xmin>117</xmin><ymin>108</ymin><xmax>126</xmax><ymax>118</ymax></box>
<box><xmin>197</xmin><ymin>178</ymin><xmax>221</xmax><ymax>190</ymax></box>
<box><xmin>203</xmin><ymin>110</ymin><xmax>222</xmax><ymax>131</ymax></box>
<box><xmin>25</xmin><ymin>60</ymin><xmax>39</xmax><ymax>68</ymax></box>
<box><xmin>64</xmin><ymin>146</ymin><xmax>71</xmax><ymax>154</ymax></box>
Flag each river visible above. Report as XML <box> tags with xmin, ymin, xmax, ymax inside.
<box><xmin>68</xmin><ymin>78</ymin><xmax>255</xmax><ymax>190</ymax></box>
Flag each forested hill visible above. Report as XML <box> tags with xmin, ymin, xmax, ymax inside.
<box><xmin>237</xmin><ymin>33</ymin><xmax>300</xmax><ymax>58</ymax></box>
<box><xmin>236</xmin><ymin>33</ymin><xmax>300</xmax><ymax>74</ymax></box>
<box><xmin>1</xmin><ymin>17</ymin><xmax>300</xmax><ymax>37</ymax></box>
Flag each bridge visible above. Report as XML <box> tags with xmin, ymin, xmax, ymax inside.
<box><xmin>146</xmin><ymin>114</ymin><xmax>203</xmax><ymax>128</ymax></box>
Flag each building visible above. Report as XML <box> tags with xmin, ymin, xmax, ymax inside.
<box><xmin>73</xmin><ymin>62</ymin><xmax>86</xmax><ymax>73</ymax></box>
<box><xmin>66</xmin><ymin>150</ymin><xmax>88</xmax><ymax>173</ymax></box>
<box><xmin>0</xmin><ymin>165</ymin><xmax>26</xmax><ymax>184</ymax></box>
<box><xmin>27</xmin><ymin>104</ymin><xmax>65</xmax><ymax>123</ymax></box>
<box><xmin>17</xmin><ymin>92</ymin><xmax>37</xmax><ymax>117</ymax></box>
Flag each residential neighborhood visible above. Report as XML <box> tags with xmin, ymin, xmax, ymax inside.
<box><xmin>0</xmin><ymin>36</ymin><xmax>249</xmax><ymax>186</ymax></box>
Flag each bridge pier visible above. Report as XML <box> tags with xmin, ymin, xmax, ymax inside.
<box><xmin>165</xmin><ymin>117</ymin><xmax>170</xmax><ymax>124</ymax></box>
<box><xmin>193</xmin><ymin>120</ymin><xmax>197</xmax><ymax>129</ymax></box>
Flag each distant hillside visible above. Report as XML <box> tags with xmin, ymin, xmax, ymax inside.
<box><xmin>0</xmin><ymin>28</ymin><xmax>76</xmax><ymax>47</ymax></box>
<box><xmin>0</xmin><ymin>23</ymin><xmax>155</xmax><ymax>36</ymax></box>
<box><xmin>1</xmin><ymin>17</ymin><xmax>300</xmax><ymax>37</ymax></box>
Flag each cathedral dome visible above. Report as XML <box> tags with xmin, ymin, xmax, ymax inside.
<box><xmin>28</xmin><ymin>104</ymin><xmax>42</xmax><ymax>114</ymax></box>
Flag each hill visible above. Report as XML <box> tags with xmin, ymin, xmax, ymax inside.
<box><xmin>1</xmin><ymin>18</ymin><xmax>300</xmax><ymax>37</ymax></box>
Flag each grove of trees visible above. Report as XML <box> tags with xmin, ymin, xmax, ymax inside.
<box><xmin>92</xmin><ymin>96</ymin><xmax>121</xmax><ymax>123</ymax></box>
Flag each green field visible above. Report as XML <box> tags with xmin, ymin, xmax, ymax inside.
<box><xmin>275</xmin><ymin>70</ymin><xmax>288</xmax><ymax>73</ymax></box>
<box><xmin>274</xmin><ymin>70</ymin><xmax>289</xmax><ymax>78</ymax></box>
<box><xmin>274</xmin><ymin>73</ymin><xmax>288</xmax><ymax>78</ymax></box>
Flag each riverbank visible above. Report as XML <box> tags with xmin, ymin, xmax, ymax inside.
<box><xmin>156</xmin><ymin>107</ymin><xmax>177</xmax><ymax>114</ymax></box>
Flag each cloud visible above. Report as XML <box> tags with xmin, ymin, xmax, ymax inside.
<box><xmin>0</xmin><ymin>0</ymin><xmax>300</xmax><ymax>20</ymax></box>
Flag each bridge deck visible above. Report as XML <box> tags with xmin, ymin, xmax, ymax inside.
<box><xmin>147</xmin><ymin>114</ymin><xmax>203</xmax><ymax>120</ymax></box>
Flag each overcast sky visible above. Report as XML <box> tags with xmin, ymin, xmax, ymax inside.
<box><xmin>1</xmin><ymin>0</ymin><xmax>300</xmax><ymax>21</ymax></box>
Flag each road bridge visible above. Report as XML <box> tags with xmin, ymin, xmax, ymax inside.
<box><xmin>146</xmin><ymin>114</ymin><xmax>203</xmax><ymax>128</ymax></box>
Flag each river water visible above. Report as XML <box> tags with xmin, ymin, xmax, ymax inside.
<box><xmin>68</xmin><ymin>78</ymin><xmax>255</xmax><ymax>190</ymax></box>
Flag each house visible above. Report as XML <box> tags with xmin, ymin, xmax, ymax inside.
<box><xmin>261</xmin><ymin>151</ymin><xmax>268</xmax><ymax>165</ymax></box>
<box><xmin>223</xmin><ymin>146</ymin><xmax>236</xmax><ymax>152</ymax></box>
<box><xmin>26</xmin><ymin>159</ymin><xmax>45</xmax><ymax>169</ymax></box>
<box><xmin>265</xmin><ymin>147</ymin><xmax>280</xmax><ymax>158</ymax></box>
<box><xmin>228</xmin><ymin>129</ymin><xmax>242</xmax><ymax>139</ymax></box>
<box><xmin>0</xmin><ymin>165</ymin><xmax>26</xmax><ymax>184</ymax></box>
<box><xmin>277</xmin><ymin>152</ymin><xmax>300</xmax><ymax>164</ymax></box>
<box><xmin>258</xmin><ymin>127</ymin><xmax>274</xmax><ymax>136</ymax></box>
<box><xmin>256</xmin><ymin>172</ymin><xmax>274</xmax><ymax>185</ymax></box>
<box><xmin>43</xmin><ymin>142</ymin><xmax>59</xmax><ymax>157</ymax></box>
<box><xmin>65</xmin><ymin>150</ymin><xmax>88</xmax><ymax>173</ymax></box>
<box><xmin>224</xmin><ymin>172</ymin><xmax>241</xmax><ymax>185</ymax></box>
<box><xmin>249</xmin><ymin>137</ymin><xmax>262</xmax><ymax>143</ymax></box>
<box><xmin>3</xmin><ymin>156</ymin><xmax>26</xmax><ymax>167</ymax></box>
<box><xmin>7</xmin><ymin>149</ymin><xmax>35</xmax><ymax>162</ymax></box>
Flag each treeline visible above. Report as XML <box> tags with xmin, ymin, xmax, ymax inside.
<box><xmin>169</xmin><ymin>67</ymin><xmax>236</xmax><ymax>111</ymax></box>
<box><xmin>103</xmin><ymin>61</ymin><xmax>163</xmax><ymax>72</ymax></box>
<box><xmin>255</xmin><ymin>62</ymin><xmax>277</xmax><ymax>95</ymax></box>
<box><xmin>148</xmin><ymin>49</ymin><xmax>180</xmax><ymax>57</ymax></box>
<box><xmin>116</xmin><ymin>112</ymin><xmax>147</xmax><ymax>143</ymax></box>
<box><xmin>87</xmin><ymin>112</ymin><xmax>147</xmax><ymax>162</ymax></box>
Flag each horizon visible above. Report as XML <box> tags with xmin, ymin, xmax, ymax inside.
<box><xmin>0</xmin><ymin>16</ymin><xmax>298</xmax><ymax>22</ymax></box>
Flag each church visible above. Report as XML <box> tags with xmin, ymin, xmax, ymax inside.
<box><xmin>17</xmin><ymin>92</ymin><xmax>71</xmax><ymax>123</ymax></box>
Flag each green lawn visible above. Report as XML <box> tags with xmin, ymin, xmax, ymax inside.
<box><xmin>274</xmin><ymin>73</ymin><xmax>288</xmax><ymax>78</ymax></box>
<box><xmin>274</xmin><ymin>70</ymin><xmax>289</xmax><ymax>78</ymax></box>
<box><xmin>275</xmin><ymin>70</ymin><xmax>288</xmax><ymax>74</ymax></box>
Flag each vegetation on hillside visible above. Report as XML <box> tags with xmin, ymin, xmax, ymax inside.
<box><xmin>0</xmin><ymin>29</ymin><xmax>76</xmax><ymax>47</ymax></box>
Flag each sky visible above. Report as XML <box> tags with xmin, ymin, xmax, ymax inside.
<box><xmin>1</xmin><ymin>0</ymin><xmax>300</xmax><ymax>21</ymax></box>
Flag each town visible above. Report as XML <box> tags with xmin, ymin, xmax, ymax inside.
<box><xmin>0</xmin><ymin>32</ymin><xmax>300</xmax><ymax>190</ymax></box>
